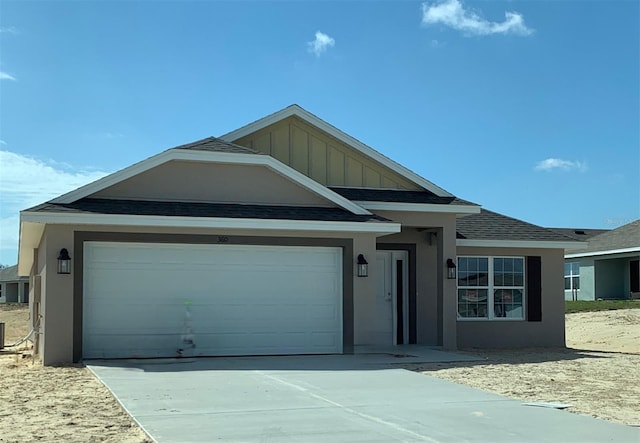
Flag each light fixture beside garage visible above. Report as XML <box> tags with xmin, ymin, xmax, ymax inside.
<box><xmin>446</xmin><ymin>258</ymin><xmax>457</xmax><ymax>280</ymax></box>
<box><xmin>57</xmin><ymin>248</ymin><xmax>72</xmax><ymax>274</ymax></box>
<box><xmin>357</xmin><ymin>254</ymin><xmax>369</xmax><ymax>277</ymax></box>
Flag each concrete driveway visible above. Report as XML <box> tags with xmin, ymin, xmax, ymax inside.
<box><xmin>88</xmin><ymin>351</ymin><xmax>640</xmax><ymax>443</ymax></box>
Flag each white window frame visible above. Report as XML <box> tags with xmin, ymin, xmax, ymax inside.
<box><xmin>564</xmin><ymin>262</ymin><xmax>580</xmax><ymax>291</ymax></box>
<box><xmin>457</xmin><ymin>256</ymin><xmax>526</xmax><ymax>321</ymax></box>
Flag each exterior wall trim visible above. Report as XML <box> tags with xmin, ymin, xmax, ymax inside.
<box><xmin>73</xmin><ymin>231</ymin><xmax>355</xmax><ymax>362</ymax></box>
<box><xmin>220</xmin><ymin>105</ymin><xmax>454</xmax><ymax>197</ymax></box>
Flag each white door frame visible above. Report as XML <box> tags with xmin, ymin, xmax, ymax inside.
<box><xmin>376</xmin><ymin>250</ymin><xmax>409</xmax><ymax>345</ymax></box>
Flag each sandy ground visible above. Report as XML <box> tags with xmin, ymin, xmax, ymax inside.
<box><xmin>409</xmin><ymin>308</ymin><xmax>640</xmax><ymax>426</ymax></box>
<box><xmin>0</xmin><ymin>305</ymin><xmax>151</xmax><ymax>443</ymax></box>
<box><xmin>1</xmin><ymin>305</ymin><xmax>638</xmax><ymax>442</ymax></box>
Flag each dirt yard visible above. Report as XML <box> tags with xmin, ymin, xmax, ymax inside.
<box><xmin>0</xmin><ymin>305</ymin><xmax>150</xmax><ymax>443</ymax></box>
<box><xmin>1</xmin><ymin>305</ymin><xmax>638</xmax><ymax>442</ymax></box>
<box><xmin>409</xmin><ymin>309</ymin><xmax>640</xmax><ymax>426</ymax></box>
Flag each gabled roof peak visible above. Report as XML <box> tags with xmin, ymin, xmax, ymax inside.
<box><xmin>220</xmin><ymin>104</ymin><xmax>455</xmax><ymax>198</ymax></box>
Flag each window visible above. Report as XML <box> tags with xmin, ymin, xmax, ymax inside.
<box><xmin>564</xmin><ymin>262</ymin><xmax>580</xmax><ymax>291</ymax></box>
<box><xmin>457</xmin><ymin>257</ymin><xmax>525</xmax><ymax>320</ymax></box>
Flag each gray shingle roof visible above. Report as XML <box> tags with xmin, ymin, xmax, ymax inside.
<box><xmin>329</xmin><ymin>187</ymin><xmax>477</xmax><ymax>206</ymax></box>
<box><xmin>548</xmin><ymin>227</ymin><xmax>609</xmax><ymax>241</ymax></box>
<box><xmin>170</xmin><ymin>137</ymin><xmax>262</xmax><ymax>155</ymax></box>
<box><xmin>456</xmin><ymin>209</ymin><xmax>578</xmax><ymax>242</ymax></box>
<box><xmin>567</xmin><ymin>219</ymin><xmax>639</xmax><ymax>254</ymax></box>
<box><xmin>27</xmin><ymin>198</ymin><xmax>390</xmax><ymax>223</ymax></box>
<box><xmin>0</xmin><ymin>265</ymin><xmax>23</xmax><ymax>282</ymax></box>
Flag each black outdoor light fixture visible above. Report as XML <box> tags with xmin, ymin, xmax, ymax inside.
<box><xmin>357</xmin><ymin>254</ymin><xmax>369</xmax><ymax>277</ymax></box>
<box><xmin>57</xmin><ymin>248</ymin><xmax>72</xmax><ymax>274</ymax></box>
<box><xmin>446</xmin><ymin>258</ymin><xmax>457</xmax><ymax>280</ymax></box>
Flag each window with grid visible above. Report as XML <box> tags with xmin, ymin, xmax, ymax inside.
<box><xmin>564</xmin><ymin>262</ymin><xmax>580</xmax><ymax>291</ymax></box>
<box><xmin>457</xmin><ymin>256</ymin><xmax>525</xmax><ymax>320</ymax></box>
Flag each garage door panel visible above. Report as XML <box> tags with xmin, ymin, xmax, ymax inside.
<box><xmin>87</xmin><ymin>333</ymin><xmax>179</xmax><ymax>359</ymax></box>
<box><xmin>83</xmin><ymin>242</ymin><xmax>343</xmax><ymax>359</ymax></box>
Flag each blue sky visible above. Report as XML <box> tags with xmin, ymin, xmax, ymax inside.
<box><xmin>0</xmin><ymin>0</ymin><xmax>638</xmax><ymax>264</ymax></box>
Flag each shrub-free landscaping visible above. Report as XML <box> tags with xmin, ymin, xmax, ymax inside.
<box><xmin>565</xmin><ymin>299</ymin><xmax>640</xmax><ymax>314</ymax></box>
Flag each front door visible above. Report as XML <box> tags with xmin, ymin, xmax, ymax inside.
<box><xmin>375</xmin><ymin>250</ymin><xmax>409</xmax><ymax>345</ymax></box>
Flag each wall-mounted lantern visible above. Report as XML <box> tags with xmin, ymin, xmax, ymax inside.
<box><xmin>446</xmin><ymin>258</ymin><xmax>457</xmax><ymax>280</ymax></box>
<box><xmin>57</xmin><ymin>248</ymin><xmax>72</xmax><ymax>274</ymax></box>
<box><xmin>357</xmin><ymin>254</ymin><xmax>369</xmax><ymax>277</ymax></box>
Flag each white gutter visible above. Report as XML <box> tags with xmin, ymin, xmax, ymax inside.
<box><xmin>355</xmin><ymin>201</ymin><xmax>480</xmax><ymax>214</ymax></box>
<box><xmin>565</xmin><ymin>246</ymin><xmax>640</xmax><ymax>259</ymax></box>
<box><xmin>20</xmin><ymin>212</ymin><xmax>401</xmax><ymax>235</ymax></box>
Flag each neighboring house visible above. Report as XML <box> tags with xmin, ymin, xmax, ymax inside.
<box><xmin>17</xmin><ymin>105</ymin><xmax>582</xmax><ymax>365</ymax></box>
<box><xmin>0</xmin><ymin>265</ymin><xmax>29</xmax><ymax>304</ymax></box>
<box><xmin>559</xmin><ymin>221</ymin><xmax>640</xmax><ymax>300</ymax></box>
<box><xmin>548</xmin><ymin>227</ymin><xmax>609</xmax><ymax>301</ymax></box>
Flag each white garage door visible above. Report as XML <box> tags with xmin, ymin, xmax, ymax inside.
<box><xmin>83</xmin><ymin>242</ymin><xmax>343</xmax><ymax>359</ymax></box>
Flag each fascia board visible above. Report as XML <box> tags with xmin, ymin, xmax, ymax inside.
<box><xmin>355</xmin><ymin>201</ymin><xmax>480</xmax><ymax>214</ymax></box>
<box><xmin>565</xmin><ymin>247</ymin><xmax>640</xmax><ymax>259</ymax></box>
<box><xmin>256</xmin><ymin>156</ymin><xmax>371</xmax><ymax>215</ymax></box>
<box><xmin>48</xmin><ymin>149</ymin><xmax>370</xmax><ymax>215</ymax></box>
<box><xmin>51</xmin><ymin>150</ymin><xmax>173</xmax><ymax>204</ymax></box>
<box><xmin>220</xmin><ymin>105</ymin><xmax>454</xmax><ymax>198</ymax></box>
<box><xmin>20</xmin><ymin>211</ymin><xmax>401</xmax><ymax>235</ymax></box>
<box><xmin>457</xmin><ymin>239</ymin><xmax>588</xmax><ymax>249</ymax></box>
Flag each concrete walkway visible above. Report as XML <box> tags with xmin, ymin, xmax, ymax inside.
<box><xmin>88</xmin><ymin>352</ymin><xmax>640</xmax><ymax>443</ymax></box>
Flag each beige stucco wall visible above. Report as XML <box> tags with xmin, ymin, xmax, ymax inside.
<box><xmin>352</xmin><ymin>234</ymin><xmax>379</xmax><ymax>345</ymax></box>
<box><xmin>93</xmin><ymin>161</ymin><xmax>333</xmax><ymax>207</ymax></box>
<box><xmin>232</xmin><ymin>116</ymin><xmax>420</xmax><ymax>190</ymax></box>
<box><xmin>455</xmin><ymin>246</ymin><xmax>566</xmax><ymax>348</ymax></box>
<box><xmin>31</xmin><ymin>217</ymin><xmax>566</xmax><ymax>363</ymax></box>
<box><xmin>32</xmin><ymin>223</ymin><xmax>381</xmax><ymax>365</ymax></box>
<box><xmin>39</xmin><ymin>225</ymin><xmax>75</xmax><ymax>365</ymax></box>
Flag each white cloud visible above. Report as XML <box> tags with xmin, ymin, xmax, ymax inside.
<box><xmin>534</xmin><ymin>158</ymin><xmax>588</xmax><ymax>172</ymax></box>
<box><xmin>0</xmin><ymin>150</ymin><xmax>109</xmax><ymax>260</ymax></box>
<box><xmin>0</xmin><ymin>71</ymin><xmax>16</xmax><ymax>81</ymax></box>
<box><xmin>0</xmin><ymin>26</ymin><xmax>18</xmax><ymax>34</ymax></box>
<box><xmin>307</xmin><ymin>31</ymin><xmax>335</xmax><ymax>57</ymax></box>
<box><xmin>421</xmin><ymin>0</ymin><xmax>533</xmax><ymax>37</ymax></box>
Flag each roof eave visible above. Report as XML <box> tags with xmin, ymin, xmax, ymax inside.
<box><xmin>19</xmin><ymin>211</ymin><xmax>401</xmax><ymax>236</ymax></box>
<box><xmin>18</xmin><ymin>219</ymin><xmax>45</xmax><ymax>276</ymax></box>
<box><xmin>565</xmin><ymin>246</ymin><xmax>640</xmax><ymax>259</ymax></box>
<box><xmin>355</xmin><ymin>201</ymin><xmax>481</xmax><ymax>214</ymax></box>
<box><xmin>457</xmin><ymin>239</ymin><xmax>589</xmax><ymax>249</ymax></box>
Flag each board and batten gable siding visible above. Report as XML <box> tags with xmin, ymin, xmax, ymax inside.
<box><xmin>232</xmin><ymin>116</ymin><xmax>421</xmax><ymax>190</ymax></box>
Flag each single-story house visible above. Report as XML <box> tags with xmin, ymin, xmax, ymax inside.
<box><xmin>559</xmin><ymin>220</ymin><xmax>639</xmax><ymax>300</ymax></box>
<box><xmin>18</xmin><ymin>105</ymin><xmax>583</xmax><ymax>365</ymax></box>
<box><xmin>0</xmin><ymin>265</ymin><xmax>29</xmax><ymax>304</ymax></box>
